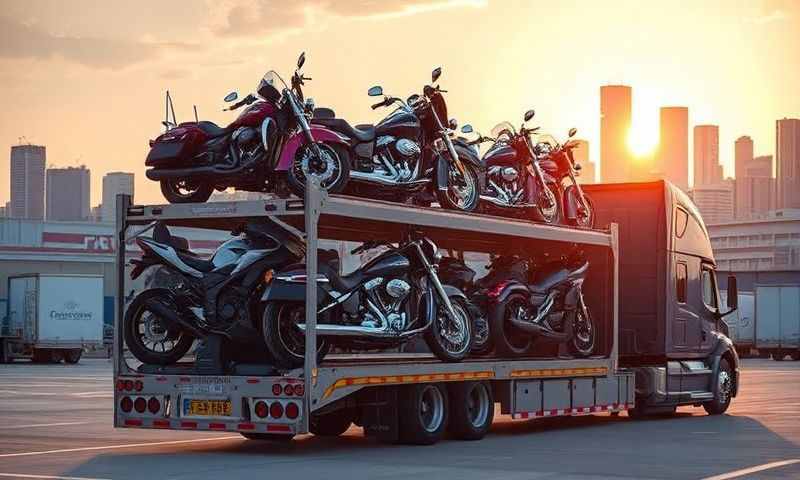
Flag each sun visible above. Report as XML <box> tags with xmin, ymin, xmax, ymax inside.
<box><xmin>627</xmin><ymin>124</ymin><xmax>659</xmax><ymax>158</ymax></box>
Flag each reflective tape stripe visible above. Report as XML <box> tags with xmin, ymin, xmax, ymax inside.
<box><xmin>509</xmin><ymin>367</ymin><xmax>608</xmax><ymax>378</ymax></box>
<box><xmin>322</xmin><ymin>370</ymin><xmax>494</xmax><ymax>399</ymax></box>
<box><xmin>512</xmin><ymin>403</ymin><xmax>629</xmax><ymax>419</ymax></box>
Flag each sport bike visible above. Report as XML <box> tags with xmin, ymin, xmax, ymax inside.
<box><xmin>311</xmin><ymin>67</ymin><xmax>482</xmax><ymax>211</ymax></box>
<box><xmin>145</xmin><ymin>53</ymin><xmax>351</xmax><ymax>203</ymax></box>
<box><xmin>261</xmin><ymin>236</ymin><xmax>474</xmax><ymax>368</ymax></box>
<box><xmin>124</xmin><ymin>220</ymin><xmax>305</xmax><ymax>365</ymax></box>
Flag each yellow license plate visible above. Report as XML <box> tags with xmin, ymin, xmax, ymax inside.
<box><xmin>184</xmin><ymin>399</ymin><xmax>232</xmax><ymax>417</ymax></box>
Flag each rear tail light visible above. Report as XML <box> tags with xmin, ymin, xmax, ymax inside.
<box><xmin>134</xmin><ymin>397</ymin><xmax>147</xmax><ymax>414</ymax></box>
<box><xmin>272</xmin><ymin>384</ymin><xmax>283</xmax><ymax>396</ymax></box>
<box><xmin>120</xmin><ymin>396</ymin><xmax>133</xmax><ymax>413</ymax></box>
<box><xmin>283</xmin><ymin>384</ymin><xmax>293</xmax><ymax>396</ymax></box>
<box><xmin>292</xmin><ymin>384</ymin><xmax>304</xmax><ymax>396</ymax></box>
<box><xmin>124</xmin><ymin>380</ymin><xmax>134</xmax><ymax>391</ymax></box>
<box><xmin>269</xmin><ymin>402</ymin><xmax>284</xmax><ymax>418</ymax></box>
<box><xmin>134</xmin><ymin>380</ymin><xmax>144</xmax><ymax>392</ymax></box>
<box><xmin>147</xmin><ymin>397</ymin><xmax>161</xmax><ymax>414</ymax></box>
<box><xmin>116</xmin><ymin>379</ymin><xmax>125</xmax><ymax>391</ymax></box>
<box><xmin>285</xmin><ymin>402</ymin><xmax>299</xmax><ymax>419</ymax></box>
<box><xmin>254</xmin><ymin>401</ymin><xmax>269</xmax><ymax>418</ymax></box>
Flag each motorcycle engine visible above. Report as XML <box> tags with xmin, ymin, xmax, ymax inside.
<box><xmin>232</xmin><ymin>127</ymin><xmax>263</xmax><ymax>168</ymax></box>
<box><xmin>373</xmin><ymin>136</ymin><xmax>421</xmax><ymax>183</ymax></box>
<box><xmin>487</xmin><ymin>165</ymin><xmax>524</xmax><ymax>205</ymax></box>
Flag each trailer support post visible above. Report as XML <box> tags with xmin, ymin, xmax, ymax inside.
<box><xmin>303</xmin><ymin>178</ymin><xmax>323</xmax><ymax>433</ymax></box>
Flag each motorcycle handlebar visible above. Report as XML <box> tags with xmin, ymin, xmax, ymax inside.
<box><xmin>371</xmin><ymin>101</ymin><xmax>385</xmax><ymax>110</ymax></box>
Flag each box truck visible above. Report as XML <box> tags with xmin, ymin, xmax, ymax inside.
<box><xmin>1</xmin><ymin>274</ymin><xmax>104</xmax><ymax>363</ymax></box>
<box><xmin>755</xmin><ymin>284</ymin><xmax>800</xmax><ymax>361</ymax></box>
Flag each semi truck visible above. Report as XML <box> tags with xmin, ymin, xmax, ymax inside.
<box><xmin>754</xmin><ymin>284</ymin><xmax>800</xmax><ymax>361</ymax></box>
<box><xmin>1</xmin><ymin>274</ymin><xmax>104</xmax><ymax>363</ymax></box>
<box><xmin>113</xmin><ymin>180</ymin><xmax>739</xmax><ymax>444</ymax></box>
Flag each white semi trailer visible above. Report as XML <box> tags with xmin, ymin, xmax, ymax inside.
<box><xmin>1</xmin><ymin>274</ymin><xmax>104</xmax><ymax>363</ymax></box>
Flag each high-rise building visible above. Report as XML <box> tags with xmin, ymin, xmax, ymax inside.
<box><xmin>10</xmin><ymin>144</ymin><xmax>46</xmax><ymax>219</ymax></box>
<box><xmin>776</xmin><ymin>118</ymin><xmax>800</xmax><ymax>209</ymax></box>
<box><xmin>690</xmin><ymin>181</ymin><xmax>734</xmax><ymax>225</ymax></box>
<box><xmin>735</xmin><ymin>153</ymin><xmax>775</xmax><ymax>219</ymax></box>
<box><xmin>734</xmin><ymin>136</ymin><xmax>754</xmax><ymax>179</ymax></box>
<box><xmin>46</xmin><ymin>166</ymin><xmax>91</xmax><ymax>221</ymax></box>
<box><xmin>657</xmin><ymin>107</ymin><xmax>689</xmax><ymax>191</ymax></box>
<box><xmin>572</xmin><ymin>139</ymin><xmax>595</xmax><ymax>184</ymax></box>
<box><xmin>102</xmin><ymin>172</ymin><xmax>135</xmax><ymax>222</ymax></box>
<box><xmin>600</xmin><ymin>85</ymin><xmax>632</xmax><ymax>183</ymax></box>
<box><xmin>693</xmin><ymin>125</ymin><xmax>722</xmax><ymax>186</ymax></box>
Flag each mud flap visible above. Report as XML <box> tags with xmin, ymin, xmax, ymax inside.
<box><xmin>359</xmin><ymin>386</ymin><xmax>400</xmax><ymax>443</ymax></box>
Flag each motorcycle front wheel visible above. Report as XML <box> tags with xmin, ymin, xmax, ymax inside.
<box><xmin>287</xmin><ymin>143</ymin><xmax>350</xmax><ymax>198</ymax></box>
<box><xmin>437</xmin><ymin>162</ymin><xmax>479</xmax><ymax>212</ymax></box>
<box><xmin>567</xmin><ymin>192</ymin><xmax>596</xmax><ymax>229</ymax></box>
<box><xmin>569</xmin><ymin>301</ymin><xmax>595</xmax><ymax>357</ymax></box>
<box><xmin>124</xmin><ymin>289</ymin><xmax>195</xmax><ymax>365</ymax></box>
<box><xmin>425</xmin><ymin>295</ymin><xmax>473</xmax><ymax>362</ymax></box>
<box><xmin>160</xmin><ymin>179</ymin><xmax>213</xmax><ymax>204</ymax></box>
<box><xmin>262</xmin><ymin>301</ymin><xmax>330</xmax><ymax>370</ymax></box>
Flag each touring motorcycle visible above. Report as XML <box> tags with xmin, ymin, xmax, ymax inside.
<box><xmin>124</xmin><ymin>220</ymin><xmax>305</xmax><ymax>365</ymax></box>
<box><xmin>145</xmin><ymin>53</ymin><xmax>351</xmax><ymax>203</ymax></box>
<box><xmin>261</xmin><ymin>235</ymin><xmax>474</xmax><ymax>368</ymax></box>
<box><xmin>462</xmin><ymin>111</ymin><xmax>595</xmax><ymax>227</ymax></box>
<box><xmin>486</xmin><ymin>253</ymin><xmax>596</xmax><ymax>357</ymax></box>
<box><xmin>311</xmin><ymin>67</ymin><xmax>482</xmax><ymax>211</ymax></box>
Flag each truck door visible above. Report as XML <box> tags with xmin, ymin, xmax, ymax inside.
<box><xmin>698</xmin><ymin>263</ymin><xmax>719</xmax><ymax>354</ymax></box>
<box><xmin>672</xmin><ymin>257</ymin><xmax>701</xmax><ymax>352</ymax></box>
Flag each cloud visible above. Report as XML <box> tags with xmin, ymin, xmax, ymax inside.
<box><xmin>0</xmin><ymin>16</ymin><xmax>197</xmax><ymax>69</ymax></box>
<box><xmin>213</xmin><ymin>0</ymin><xmax>486</xmax><ymax>37</ymax></box>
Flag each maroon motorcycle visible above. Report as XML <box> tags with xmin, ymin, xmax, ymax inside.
<box><xmin>145</xmin><ymin>53</ymin><xmax>352</xmax><ymax>203</ymax></box>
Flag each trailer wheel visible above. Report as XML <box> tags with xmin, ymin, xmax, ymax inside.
<box><xmin>310</xmin><ymin>408</ymin><xmax>355</xmax><ymax>437</ymax></box>
<box><xmin>491</xmin><ymin>293</ymin><xmax>533</xmax><ymax>357</ymax></box>
<box><xmin>448</xmin><ymin>381</ymin><xmax>494</xmax><ymax>440</ymax></box>
<box><xmin>703</xmin><ymin>358</ymin><xmax>733</xmax><ymax>415</ymax></box>
<box><xmin>240</xmin><ymin>433</ymin><xmax>294</xmax><ymax>442</ymax></box>
<box><xmin>49</xmin><ymin>349</ymin><xmax>64</xmax><ymax>363</ymax></box>
<box><xmin>64</xmin><ymin>349</ymin><xmax>82</xmax><ymax>364</ymax></box>
<box><xmin>399</xmin><ymin>384</ymin><xmax>448</xmax><ymax>445</ymax></box>
<box><xmin>771</xmin><ymin>349</ymin><xmax>786</xmax><ymax>361</ymax></box>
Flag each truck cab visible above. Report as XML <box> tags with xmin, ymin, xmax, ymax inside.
<box><xmin>585</xmin><ymin>181</ymin><xmax>739</xmax><ymax>415</ymax></box>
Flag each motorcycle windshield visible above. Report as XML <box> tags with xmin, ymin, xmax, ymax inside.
<box><xmin>490</xmin><ymin>122</ymin><xmax>516</xmax><ymax>142</ymax></box>
<box><xmin>257</xmin><ymin>70</ymin><xmax>288</xmax><ymax>102</ymax></box>
<box><xmin>530</xmin><ymin>132</ymin><xmax>559</xmax><ymax>152</ymax></box>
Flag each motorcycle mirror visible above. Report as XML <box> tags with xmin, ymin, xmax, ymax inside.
<box><xmin>367</xmin><ymin>86</ymin><xmax>383</xmax><ymax>97</ymax></box>
<box><xmin>524</xmin><ymin>109</ymin><xmax>535</xmax><ymax>122</ymax></box>
<box><xmin>223</xmin><ymin>92</ymin><xmax>238</xmax><ymax>103</ymax></box>
<box><xmin>449</xmin><ymin>118</ymin><xmax>458</xmax><ymax>130</ymax></box>
<box><xmin>461</xmin><ymin>124</ymin><xmax>474</xmax><ymax>134</ymax></box>
<box><xmin>297</xmin><ymin>52</ymin><xmax>306</xmax><ymax>69</ymax></box>
<box><xmin>568</xmin><ymin>127</ymin><xmax>577</xmax><ymax>137</ymax></box>
<box><xmin>432</xmin><ymin>67</ymin><xmax>442</xmax><ymax>83</ymax></box>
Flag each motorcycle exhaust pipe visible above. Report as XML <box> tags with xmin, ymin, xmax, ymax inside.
<box><xmin>297</xmin><ymin>321</ymin><xmax>430</xmax><ymax>339</ymax></box>
<box><xmin>144</xmin><ymin>298</ymin><xmax>206</xmax><ymax>339</ymax></box>
<box><xmin>349</xmin><ymin>170</ymin><xmax>430</xmax><ymax>187</ymax></box>
<box><xmin>479</xmin><ymin>195</ymin><xmax>538</xmax><ymax>209</ymax></box>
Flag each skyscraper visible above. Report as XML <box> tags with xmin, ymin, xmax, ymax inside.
<box><xmin>600</xmin><ymin>85</ymin><xmax>631</xmax><ymax>183</ymax></box>
<box><xmin>46</xmin><ymin>166</ymin><xmax>91</xmax><ymax>221</ymax></box>
<box><xmin>102</xmin><ymin>172</ymin><xmax>135</xmax><ymax>222</ymax></box>
<box><xmin>572</xmin><ymin>139</ymin><xmax>595</xmax><ymax>184</ymax></box>
<box><xmin>776</xmin><ymin>118</ymin><xmax>800</xmax><ymax>209</ymax></box>
<box><xmin>690</xmin><ymin>181</ymin><xmax>734</xmax><ymax>225</ymax></box>
<box><xmin>658</xmin><ymin>107</ymin><xmax>689</xmax><ymax>191</ymax></box>
<box><xmin>693</xmin><ymin>125</ymin><xmax>721</xmax><ymax>186</ymax></box>
<box><xmin>10</xmin><ymin>144</ymin><xmax>46</xmax><ymax>219</ymax></box>
<box><xmin>734</xmin><ymin>136</ymin><xmax>754</xmax><ymax>179</ymax></box>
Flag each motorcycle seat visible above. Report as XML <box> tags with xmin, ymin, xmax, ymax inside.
<box><xmin>196</xmin><ymin>121</ymin><xmax>230</xmax><ymax>138</ymax></box>
<box><xmin>529</xmin><ymin>261</ymin><xmax>589</xmax><ymax>293</ymax></box>
<box><xmin>318</xmin><ymin>263</ymin><xmax>365</xmax><ymax>292</ymax></box>
<box><xmin>152</xmin><ymin>222</ymin><xmax>214</xmax><ymax>273</ymax></box>
<box><xmin>177</xmin><ymin>250</ymin><xmax>215</xmax><ymax>273</ymax></box>
<box><xmin>313</xmin><ymin>118</ymin><xmax>375</xmax><ymax>142</ymax></box>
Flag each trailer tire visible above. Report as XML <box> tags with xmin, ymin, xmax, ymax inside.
<box><xmin>65</xmin><ymin>349</ymin><xmax>82</xmax><ymax>364</ymax></box>
<box><xmin>310</xmin><ymin>409</ymin><xmax>355</xmax><ymax>437</ymax></box>
<box><xmin>50</xmin><ymin>349</ymin><xmax>64</xmax><ymax>363</ymax></box>
<box><xmin>398</xmin><ymin>384</ymin><xmax>448</xmax><ymax>445</ymax></box>
<box><xmin>703</xmin><ymin>358</ymin><xmax>733</xmax><ymax>415</ymax></box>
<box><xmin>771</xmin><ymin>350</ymin><xmax>786</xmax><ymax>361</ymax></box>
<box><xmin>240</xmin><ymin>433</ymin><xmax>294</xmax><ymax>442</ymax></box>
<box><xmin>491</xmin><ymin>293</ymin><xmax>533</xmax><ymax>357</ymax></box>
<box><xmin>448</xmin><ymin>381</ymin><xmax>494</xmax><ymax>440</ymax></box>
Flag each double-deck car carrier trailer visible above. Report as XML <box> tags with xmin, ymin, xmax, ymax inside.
<box><xmin>113</xmin><ymin>183</ymin><xmax>634</xmax><ymax>444</ymax></box>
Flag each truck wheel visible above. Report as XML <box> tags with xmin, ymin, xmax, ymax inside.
<box><xmin>490</xmin><ymin>293</ymin><xmax>533</xmax><ymax>357</ymax></box>
<box><xmin>262</xmin><ymin>302</ymin><xmax>329</xmax><ymax>370</ymax></box>
<box><xmin>771</xmin><ymin>350</ymin><xmax>786</xmax><ymax>361</ymax></box>
<box><xmin>310</xmin><ymin>408</ymin><xmax>355</xmax><ymax>437</ymax></box>
<box><xmin>64</xmin><ymin>349</ymin><xmax>82</xmax><ymax>364</ymax></box>
<box><xmin>703</xmin><ymin>358</ymin><xmax>733</xmax><ymax>415</ymax></box>
<box><xmin>240</xmin><ymin>433</ymin><xmax>294</xmax><ymax>442</ymax></box>
<box><xmin>448</xmin><ymin>381</ymin><xmax>494</xmax><ymax>440</ymax></box>
<box><xmin>398</xmin><ymin>384</ymin><xmax>448</xmax><ymax>445</ymax></box>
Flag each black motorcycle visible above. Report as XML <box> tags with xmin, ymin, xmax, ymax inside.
<box><xmin>311</xmin><ymin>67</ymin><xmax>483</xmax><ymax>211</ymax></box>
<box><xmin>262</xmin><ymin>236</ymin><xmax>474</xmax><ymax>368</ymax></box>
<box><xmin>124</xmin><ymin>220</ymin><xmax>305</xmax><ymax>365</ymax></box>
<box><xmin>486</xmin><ymin>254</ymin><xmax>595</xmax><ymax>357</ymax></box>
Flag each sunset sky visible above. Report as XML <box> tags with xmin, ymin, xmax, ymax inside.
<box><xmin>1</xmin><ymin>0</ymin><xmax>798</xmax><ymax>205</ymax></box>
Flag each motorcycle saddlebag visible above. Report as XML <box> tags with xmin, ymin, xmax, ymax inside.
<box><xmin>146</xmin><ymin>124</ymin><xmax>208</xmax><ymax>168</ymax></box>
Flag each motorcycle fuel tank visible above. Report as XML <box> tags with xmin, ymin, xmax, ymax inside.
<box><xmin>376</xmin><ymin>108</ymin><xmax>421</xmax><ymax>139</ymax></box>
<box><xmin>360</xmin><ymin>251</ymin><xmax>411</xmax><ymax>278</ymax></box>
<box><xmin>229</xmin><ymin>101</ymin><xmax>278</xmax><ymax>129</ymax></box>
<box><xmin>483</xmin><ymin>143</ymin><xmax>519</xmax><ymax>167</ymax></box>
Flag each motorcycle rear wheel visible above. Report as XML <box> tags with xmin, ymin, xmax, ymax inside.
<box><xmin>160</xmin><ymin>179</ymin><xmax>213</xmax><ymax>204</ymax></box>
<box><xmin>124</xmin><ymin>289</ymin><xmax>195</xmax><ymax>365</ymax></box>
<box><xmin>490</xmin><ymin>293</ymin><xmax>533</xmax><ymax>357</ymax></box>
<box><xmin>287</xmin><ymin>143</ymin><xmax>350</xmax><ymax>198</ymax></box>
<box><xmin>425</xmin><ymin>296</ymin><xmax>473</xmax><ymax>362</ymax></box>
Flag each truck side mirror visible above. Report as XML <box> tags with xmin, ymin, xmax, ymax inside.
<box><xmin>726</xmin><ymin>275</ymin><xmax>738</xmax><ymax>310</ymax></box>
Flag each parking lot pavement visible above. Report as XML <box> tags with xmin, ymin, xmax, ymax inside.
<box><xmin>0</xmin><ymin>358</ymin><xmax>798</xmax><ymax>480</ymax></box>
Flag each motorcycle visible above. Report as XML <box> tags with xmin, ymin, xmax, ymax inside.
<box><xmin>261</xmin><ymin>235</ymin><xmax>474</xmax><ymax>369</ymax></box>
<box><xmin>124</xmin><ymin>219</ymin><xmax>305</xmax><ymax>365</ymax></box>
<box><xmin>145</xmin><ymin>52</ymin><xmax>351</xmax><ymax>203</ymax></box>
<box><xmin>487</xmin><ymin>253</ymin><xmax>596</xmax><ymax>358</ymax></box>
<box><xmin>311</xmin><ymin>67</ymin><xmax>482</xmax><ymax>212</ymax></box>
<box><xmin>462</xmin><ymin>111</ymin><xmax>594</xmax><ymax>227</ymax></box>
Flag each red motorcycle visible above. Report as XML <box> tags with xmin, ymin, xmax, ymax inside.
<box><xmin>145</xmin><ymin>53</ymin><xmax>352</xmax><ymax>203</ymax></box>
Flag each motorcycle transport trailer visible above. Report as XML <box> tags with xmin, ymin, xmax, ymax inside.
<box><xmin>113</xmin><ymin>180</ymin><xmax>632</xmax><ymax>445</ymax></box>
